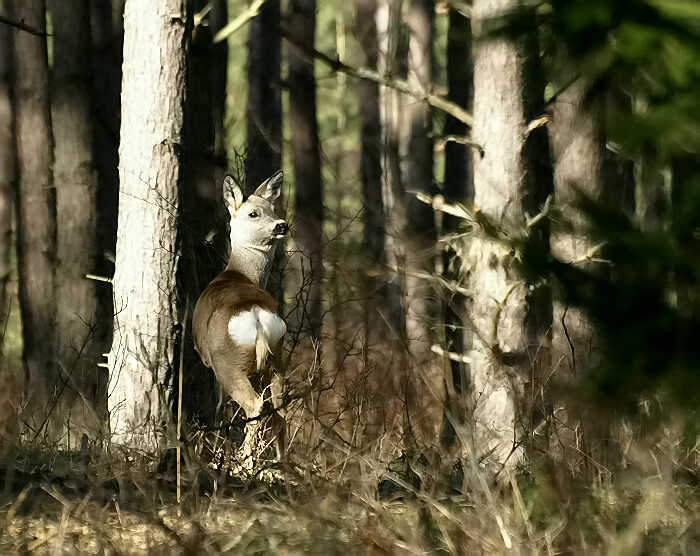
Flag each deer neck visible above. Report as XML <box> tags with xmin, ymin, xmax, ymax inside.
<box><xmin>226</xmin><ymin>242</ymin><xmax>275</xmax><ymax>288</ymax></box>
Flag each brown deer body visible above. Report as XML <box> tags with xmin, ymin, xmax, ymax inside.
<box><xmin>193</xmin><ymin>172</ymin><xmax>288</xmax><ymax>466</ymax></box>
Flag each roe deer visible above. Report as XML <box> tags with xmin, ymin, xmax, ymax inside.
<box><xmin>193</xmin><ymin>171</ymin><xmax>288</xmax><ymax>467</ymax></box>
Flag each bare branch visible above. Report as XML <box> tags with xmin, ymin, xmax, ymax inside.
<box><xmin>0</xmin><ymin>14</ymin><xmax>47</xmax><ymax>37</ymax></box>
<box><xmin>281</xmin><ymin>28</ymin><xmax>474</xmax><ymax>127</ymax></box>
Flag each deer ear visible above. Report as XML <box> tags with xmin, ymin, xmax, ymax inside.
<box><xmin>252</xmin><ymin>171</ymin><xmax>283</xmax><ymax>203</ymax></box>
<box><xmin>223</xmin><ymin>175</ymin><xmax>244</xmax><ymax>215</ymax></box>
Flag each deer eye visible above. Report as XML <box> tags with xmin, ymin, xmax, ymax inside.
<box><xmin>248</xmin><ymin>210</ymin><xmax>259</xmax><ymax>219</ymax></box>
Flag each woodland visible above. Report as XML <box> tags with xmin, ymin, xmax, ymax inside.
<box><xmin>0</xmin><ymin>0</ymin><xmax>700</xmax><ymax>554</ymax></box>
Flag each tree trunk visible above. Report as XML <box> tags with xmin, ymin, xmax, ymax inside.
<box><xmin>403</xmin><ymin>0</ymin><xmax>444</xmax><ymax>442</ymax></box>
<box><xmin>356</xmin><ymin>0</ymin><xmax>385</xmax><ymax>267</ymax></box>
<box><xmin>440</xmin><ymin>8</ymin><xmax>472</xmax><ymax>448</ymax></box>
<box><xmin>90</xmin><ymin>0</ymin><xmax>124</xmax><ymax>279</ymax></box>
<box><xmin>210</xmin><ymin>0</ymin><xmax>228</xmax><ymax>161</ymax></box>
<box><xmin>549</xmin><ymin>78</ymin><xmax>604</xmax><ymax>376</ymax></box>
<box><xmin>0</xmin><ymin>9</ymin><xmax>14</xmax><ymax>336</ymax></box>
<box><xmin>108</xmin><ymin>0</ymin><xmax>190</xmax><ymax>452</ymax></box>
<box><xmin>468</xmin><ymin>0</ymin><xmax>552</xmax><ymax>469</ymax></box>
<box><xmin>246</xmin><ymin>0</ymin><xmax>283</xmax><ymax>308</ymax></box>
<box><xmin>50</xmin><ymin>0</ymin><xmax>108</xmax><ymax>445</ymax></box>
<box><xmin>246</xmin><ymin>0</ymin><xmax>281</xmax><ymax>192</ymax></box>
<box><xmin>288</xmin><ymin>0</ymin><xmax>324</xmax><ymax>340</ymax></box>
<box><xmin>7</xmin><ymin>0</ymin><xmax>58</xmax><ymax>438</ymax></box>
<box><xmin>180</xmin><ymin>0</ymin><xmax>229</xmax><ymax>425</ymax></box>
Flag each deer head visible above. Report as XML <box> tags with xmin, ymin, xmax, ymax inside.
<box><xmin>223</xmin><ymin>171</ymin><xmax>288</xmax><ymax>287</ymax></box>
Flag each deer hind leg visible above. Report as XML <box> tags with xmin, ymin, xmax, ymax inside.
<box><xmin>212</xmin><ymin>355</ymin><xmax>265</xmax><ymax>471</ymax></box>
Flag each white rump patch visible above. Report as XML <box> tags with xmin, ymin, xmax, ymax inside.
<box><xmin>228</xmin><ymin>306</ymin><xmax>286</xmax><ymax>347</ymax></box>
<box><xmin>228</xmin><ymin>311</ymin><xmax>258</xmax><ymax>345</ymax></box>
<box><xmin>254</xmin><ymin>307</ymin><xmax>287</xmax><ymax>346</ymax></box>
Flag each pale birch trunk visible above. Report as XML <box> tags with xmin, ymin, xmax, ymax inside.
<box><xmin>8</xmin><ymin>0</ymin><xmax>58</xmax><ymax>439</ymax></box>
<box><xmin>468</xmin><ymin>0</ymin><xmax>552</xmax><ymax>469</ymax></box>
<box><xmin>108</xmin><ymin>0</ymin><xmax>190</xmax><ymax>452</ymax></box>
<box><xmin>50</xmin><ymin>0</ymin><xmax>108</xmax><ymax>445</ymax></box>
<box><xmin>376</xmin><ymin>0</ymin><xmax>408</xmax><ymax>339</ymax></box>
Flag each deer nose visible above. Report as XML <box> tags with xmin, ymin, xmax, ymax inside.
<box><xmin>273</xmin><ymin>222</ymin><xmax>289</xmax><ymax>236</ymax></box>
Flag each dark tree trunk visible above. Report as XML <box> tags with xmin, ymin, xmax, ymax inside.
<box><xmin>356</xmin><ymin>0</ymin><xmax>385</xmax><ymax>266</ymax></box>
<box><xmin>288</xmin><ymin>0</ymin><xmax>324</xmax><ymax>340</ymax></box>
<box><xmin>50</xmin><ymin>0</ymin><xmax>109</xmax><ymax>445</ymax></box>
<box><xmin>180</xmin><ymin>0</ymin><xmax>230</xmax><ymax>425</ymax></box>
<box><xmin>246</xmin><ymin>0</ymin><xmax>284</xmax><ymax>309</ymax></box>
<box><xmin>90</xmin><ymin>0</ymin><xmax>123</xmax><ymax>279</ymax></box>
<box><xmin>211</xmin><ymin>0</ymin><xmax>228</xmax><ymax>161</ymax></box>
<box><xmin>7</xmin><ymin>0</ymin><xmax>58</xmax><ymax>438</ymax></box>
<box><xmin>440</xmin><ymin>8</ymin><xmax>472</xmax><ymax>448</ymax></box>
<box><xmin>246</xmin><ymin>0</ymin><xmax>282</xmax><ymax>192</ymax></box>
<box><xmin>0</xmin><ymin>8</ymin><xmax>15</xmax><ymax>336</ymax></box>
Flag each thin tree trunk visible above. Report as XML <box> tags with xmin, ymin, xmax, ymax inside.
<box><xmin>7</xmin><ymin>0</ymin><xmax>58</xmax><ymax>438</ymax></box>
<box><xmin>467</xmin><ymin>0</ymin><xmax>552</xmax><ymax>470</ymax></box>
<box><xmin>288</xmin><ymin>0</ymin><xmax>323</xmax><ymax>340</ymax></box>
<box><xmin>90</xmin><ymin>0</ymin><xmax>123</xmax><ymax>278</ymax></box>
<box><xmin>357</xmin><ymin>0</ymin><xmax>385</xmax><ymax>268</ymax></box>
<box><xmin>210</xmin><ymin>0</ymin><xmax>228</xmax><ymax>161</ymax></box>
<box><xmin>246</xmin><ymin>0</ymin><xmax>281</xmax><ymax>192</ymax></box>
<box><xmin>0</xmin><ymin>9</ymin><xmax>14</xmax><ymax>336</ymax></box>
<box><xmin>376</xmin><ymin>0</ymin><xmax>410</xmax><ymax>439</ymax></box>
<box><xmin>108</xmin><ymin>0</ymin><xmax>190</xmax><ymax>452</ymax></box>
<box><xmin>180</xmin><ymin>0</ymin><xmax>229</xmax><ymax>425</ymax></box>
<box><xmin>246</xmin><ymin>0</ymin><xmax>283</xmax><ymax>308</ymax></box>
<box><xmin>50</xmin><ymin>0</ymin><xmax>107</xmax><ymax>445</ymax></box>
<box><xmin>549</xmin><ymin>78</ymin><xmax>604</xmax><ymax>376</ymax></box>
<box><xmin>440</xmin><ymin>8</ymin><xmax>472</xmax><ymax>448</ymax></box>
<box><xmin>403</xmin><ymin>0</ymin><xmax>443</xmax><ymax>442</ymax></box>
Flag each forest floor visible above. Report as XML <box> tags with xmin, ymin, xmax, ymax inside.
<box><xmin>1</xmin><ymin>441</ymin><xmax>700</xmax><ymax>555</ymax></box>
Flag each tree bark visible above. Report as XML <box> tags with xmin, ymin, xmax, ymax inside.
<box><xmin>108</xmin><ymin>0</ymin><xmax>190</xmax><ymax>452</ymax></box>
<box><xmin>246</xmin><ymin>0</ymin><xmax>284</xmax><ymax>308</ymax></box>
<box><xmin>210</xmin><ymin>0</ymin><xmax>228</xmax><ymax>161</ymax></box>
<box><xmin>356</xmin><ymin>0</ymin><xmax>385</xmax><ymax>267</ymax></box>
<box><xmin>0</xmin><ymin>8</ymin><xmax>14</xmax><ymax>336</ymax></box>
<box><xmin>50</xmin><ymin>0</ymin><xmax>109</xmax><ymax>444</ymax></box>
<box><xmin>403</xmin><ymin>0</ymin><xmax>444</xmax><ymax>442</ymax></box>
<box><xmin>549</xmin><ymin>78</ymin><xmax>604</xmax><ymax>376</ymax></box>
<box><xmin>246</xmin><ymin>0</ymin><xmax>281</xmax><ymax>192</ymax></box>
<box><xmin>7</xmin><ymin>0</ymin><xmax>58</xmax><ymax>438</ymax></box>
<box><xmin>90</xmin><ymin>0</ymin><xmax>124</xmax><ymax>279</ymax></box>
<box><xmin>467</xmin><ymin>0</ymin><xmax>552</xmax><ymax>469</ymax></box>
<box><xmin>440</xmin><ymin>8</ymin><xmax>472</xmax><ymax>447</ymax></box>
<box><xmin>288</xmin><ymin>0</ymin><xmax>324</xmax><ymax>340</ymax></box>
<box><xmin>376</xmin><ymin>0</ymin><xmax>408</xmax><ymax>339</ymax></box>
<box><xmin>180</xmin><ymin>0</ymin><xmax>229</xmax><ymax>424</ymax></box>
